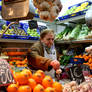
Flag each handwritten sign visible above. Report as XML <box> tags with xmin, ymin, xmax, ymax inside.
<box><xmin>0</xmin><ymin>59</ymin><xmax>15</xmax><ymax>86</ymax></box>
<box><xmin>67</xmin><ymin>65</ymin><xmax>85</xmax><ymax>84</ymax></box>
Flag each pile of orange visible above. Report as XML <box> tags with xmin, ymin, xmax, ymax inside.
<box><xmin>9</xmin><ymin>58</ymin><xmax>28</xmax><ymax>67</ymax></box>
<box><xmin>7</xmin><ymin>69</ymin><xmax>63</xmax><ymax>92</ymax></box>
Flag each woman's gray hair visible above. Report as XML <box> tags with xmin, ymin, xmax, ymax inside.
<box><xmin>40</xmin><ymin>29</ymin><xmax>54</xmax><ymax>39</ymax></box>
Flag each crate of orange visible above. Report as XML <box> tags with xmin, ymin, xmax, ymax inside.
<box><xmin>70</xmin><ymin>58</ymin><xmax>85</xmax><ymax>64</ymax></box>
<box><xmin>2</xmin><ymin>48</ymin><xmax>29</xmax><ymax>61</ymax></box>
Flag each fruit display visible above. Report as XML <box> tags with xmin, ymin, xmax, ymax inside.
<box><xmin>6</xmin><ymin>69</ymin><xmax>63</xmax><ymax>92</ymax></box>
<box><xmin>0</xmin><ymin>24</ymin><xmax>28</xmax><ymax>36</ymax></box>
<box><xmin>27</xmin><ymin>28</ymin><xmax>40</xmax><ymax>37</ymax></box>
<box><xmin>1</xmin><ymin>48</ymin><xmax>28</xmax><ymax>67</ymax></box>
<box><xmin>62</xmin><ymin>1</ymin><xmax>91</xmax><ymax>16</ymax></box>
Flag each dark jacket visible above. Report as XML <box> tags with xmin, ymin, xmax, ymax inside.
<box><xmin>27</xmin><ymin>41</ymin><xmax>59</xmax><ymax>71</ymax></box>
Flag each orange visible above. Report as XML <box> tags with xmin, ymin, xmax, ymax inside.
<box><xmin>52</xmin><ymin>81</ymin><xmax>63</xmax><ymax>92</ymax></box>
<box><xmin>44</xmin><ymin>87</ymin><xmax>56</xmax><ymax>92</ymax></box>
<box><xmin>22</xmin><ymin>69</ymin><xmax>32</xmax><ymax>78</ymax></box>
<box><xmin>15</xmin><ymin>71</ymin><xmax>29</xmax><ymax>85</ymax></box>
<box><xmin>33</xmin><ymin>84</ymin><xmax>44</xmax><ymax>92</ymax></box>
<box><xmin>32</xmin><ymin>72</ymin><xmax>43</xmax><ymax>84</ymax></box>
<box><xmin>42</xmin><ymin>76</ymin><xmax>53</xmax><ymax>88</ymax></box>
<box><xmin>28</xmin><ymin>78</ymin><xmax>37</xmax><ymax>90</ymax></box>
<box><xmin>36</xmin><ymin>70</ymin><xmax>45</xmax><ymax>79</ymax></box>
<box><xmin>18</xmin><ymin>85</ymin><xmax>32</xmax><ymax>92</ymax></box>
<box><xmin>7</xmin><ymin>84</ymin><xmax>18</xmax><ymax>92</ymax></box>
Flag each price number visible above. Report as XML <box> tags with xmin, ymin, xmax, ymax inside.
<box><xmin>0</xmin><ymin>68</ymin><xmax>14</xmax><ymax>84</ymax></box>
<box><xmin>68</xmin><ymin>66</ymin><xmax>85</xmax><ymax>84</ymax></box>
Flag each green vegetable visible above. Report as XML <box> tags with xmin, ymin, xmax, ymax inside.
<box><xmin>77</xmin><ymin>24</ymin><xmax>90</xmax><ymax>40</ymax></box>
<box><xmin>60</xmin><ymin>55</ymin><xmax>73</xmax><ymax>66</ymax></box>
<box><xmin>69</xmin><ymin>24</ymin><xmax>82</xmax><ymax>40</ymax></box>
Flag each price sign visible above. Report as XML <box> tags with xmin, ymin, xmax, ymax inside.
<box><xmin>28</xmin><ymin>20</ymin><xmax>38</xmax><ymax>29</ymax></box>
<box><xmin>0</xmin><ymin>59</ymin><xmax>15</xmax><ymax>86</ymax></box>
<box><xmin>67</xmin><ymin>65</ymin><xmax>85</xmax><ymax>84</ymax></box>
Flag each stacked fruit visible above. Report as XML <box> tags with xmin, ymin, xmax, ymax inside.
<box><xmin>27</xmin><ymin>28</ymin><xmax>40</xmax><ymax>37</ymax></box>
<box><xmin>0</xmin><ymin>24</ymin><xmax>28</xmax><ymax>36</ymax></box>
<box><xmin>9</xmin><ymin>58</ymin><xmax>28</xmax><ymax>67</ymax></box>
<box><xmin>7</xmin><ymin>69</ymin><xmax>63</xmax><ymax>92</ymax></box>
<box><xmin>73</xmin><ymin>2</ymin><xmax>89</xmax><ymax>13</ymax></box>
<box><xmin>62</xmin><ymin>1</ymin><xmax>91</xmax><ymax>16</ymax></box>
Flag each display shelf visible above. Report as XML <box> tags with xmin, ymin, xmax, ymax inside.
<box><xmin>56</xmin><ymin>39</ymin><xmax>92</xmax><ymax>44</ymax></box>
<box><xmin>56</xmin><ymin>15</ymin><xmax>85</xmax><ymax>24</ymax></box>
<box><xmin>0</xmin><ymin>38</ymin><xmax>37</xmax><ymax>43</ymax></box>
<box><xmin>72</xmin><ymin>39</ymin><xmax>92</xmax><ymax>43</ymax></box>
<box><xmin>55</xmin><ymin>40</ymin><xmax>72</xmax><ymax>44</ymax></box>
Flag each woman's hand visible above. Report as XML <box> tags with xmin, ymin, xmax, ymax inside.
<box><xmin>56</xmin><ymin>68</ymin><xmax>62</xmax><ymax>74</ymax></box>
<box><xmin>50</xmin><ymin>60</ymin><xmax>60</xmax><ymax>70</ymax></box>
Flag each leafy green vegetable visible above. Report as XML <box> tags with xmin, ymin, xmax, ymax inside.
<box><xmin>77</xmin><ymin>24</ymin><xmax>90</xmax><ymax>40</ymax></box>
<box><xmin>69</xmin><ymin>24</ymin><xmax>82</xmax><ymax>40</ymax></box>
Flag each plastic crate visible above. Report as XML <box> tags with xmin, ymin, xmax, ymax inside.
<box><xmin>34</xmin><ymin>14</ymin><xmax>39</xmax><ymax>18</ymax></box>
<box><xmin>59</xmin><ymin>1</ymin><xmax>92</xmax><ymax>21</ymax></box>
<box><xmin>0</xmin><ymin>0</ymin><xmax>2</xmax><ymax>11</ymax></box>
<box><xmin>28</xmin><ymin>36</ymin><xmax>39</xmax><ymax>40</ymax></box>
<box><xmin>70</xmin><ymin>58</ymin><xmax>85</xmax><ymax>64</ymax></box>
<box><xmin>15</xmin><ymin>35</ymin><xmax>29</xmax><ymax>40</ymax></box>
<box><xmin>0</xmin><ymin>6</ymin><xmax>2</xmax><ymax>11</ymax></box>
<box><xmin>2</xmin><ymin>34</ymin><xmax>16</xmax><ymax>39</ymax></box>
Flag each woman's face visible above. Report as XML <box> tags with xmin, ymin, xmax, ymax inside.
<box><xmin>41</xmin><ymin>33</ymin><xmax>54</xmax><ymax>48</ymax></box>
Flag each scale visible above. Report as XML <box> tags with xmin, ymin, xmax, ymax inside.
<box><xmin>0</xmin><ymin>0</ymin><xmax>36</xmax><ymax>38</ymax></box>
<box><xmin>1</xmin><ymin>0</ymin><xmax>35</xmax><ymax>21</ymax></box>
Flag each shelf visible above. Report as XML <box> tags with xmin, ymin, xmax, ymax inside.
<box><xmin>56</xmin><ymin>39</ymin><xmax>92</xmax><ymax>44</ymax></box>
<box><xmin>56</xmin><ymin>15</ymin><xmax>85</xmax><ymax>24</ymax></box>
<box><xmin>55</xmin><ymin>40</ymin><xmax>72</xmax><ymax>44</ymax></box>
<box><xmin>0</xmin><ymin>39</ymin><xmax>37</xmax><ymax>43</ymax></box>
<box><xmin>72</xmin><ymin>39</ymin><xmax>92</xmax><ymax>43</ymax></box>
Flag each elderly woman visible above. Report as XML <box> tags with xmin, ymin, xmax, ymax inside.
<box><xmin>27</xmin><ymin>29</ymin><xmax>61</xmax><ymax>77</ymax></box>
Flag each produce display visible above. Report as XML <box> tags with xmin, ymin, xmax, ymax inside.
<box><xmin>63</xmin><ymin>78</ymin><xmax>92</xmax><ymax>92</ymax></box>
<box><xmin>6</xmin><ymin>69</ymin><xmax>63</xmax><ymax>92</ymax></box>
<box><xmin>0</xmin><ymin>24</ymin><xmax>28</xmax><ymax>36</ymax></box>
<box><xmin>27</xmin><ymin>28</ymin><xmax>40</xmax><ymax>37</ymax></box>
<box><xmin>55</xmin><ymin>24</ymin><xmax>91</xmax><ymax>41</ymax></box>
<box><xmin>33</xmin><ymin>0</ymin><xmax>62</xmax><ymax>22</ymax></box>
<box><xmin>62</xmin><ymin>1</ymin><xmax>91</xmax><ymax>16</ymax></box>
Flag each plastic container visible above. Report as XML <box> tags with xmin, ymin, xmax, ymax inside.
<box><xmin>59</xmin><ymin>1</ymin><xmax>92</xmax><ymax>21</ymax></box>
<box><xmin>70</xmin><ymin>58</ymin><xmax>85</xmax><ymax>64</ymax></box>
<box><xmin>2</xmin><ymin>48</ymin><xmax>29</xmax><ymax>61</ymax></box>
<box><xmin>15</xmin><ymin>35</ymin><xmax>29</xmax><ymax>40</ymax></box>
<box><xmin>2</xmin><ymin>34</ymin><xmax>16</xmax><ymax>39</ymax></box>
<box><xmin>28</xmin><ymin>36</ymin><xmax>39</xmax><ymax>40</ymax></box>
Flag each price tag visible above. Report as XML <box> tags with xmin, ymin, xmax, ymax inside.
<box><xmin>67</xmin><ymin>65</ymin><xmax>85</xmax><ymax>84</ymax></box>
<box><xmin>28</xmin><ymin>20</ymin><xmax>38</xmax><ymax>29</ymax></box>
<box><xmin>0</xmin><ymin>59</ymin><xmax>15</xmax><ymax>86</ymax></box>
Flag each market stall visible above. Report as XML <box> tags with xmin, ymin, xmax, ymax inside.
<box><xmin>0</xmin><ymin>0</ymin><xmax>92</xmax><ymax>92</ymax></box>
